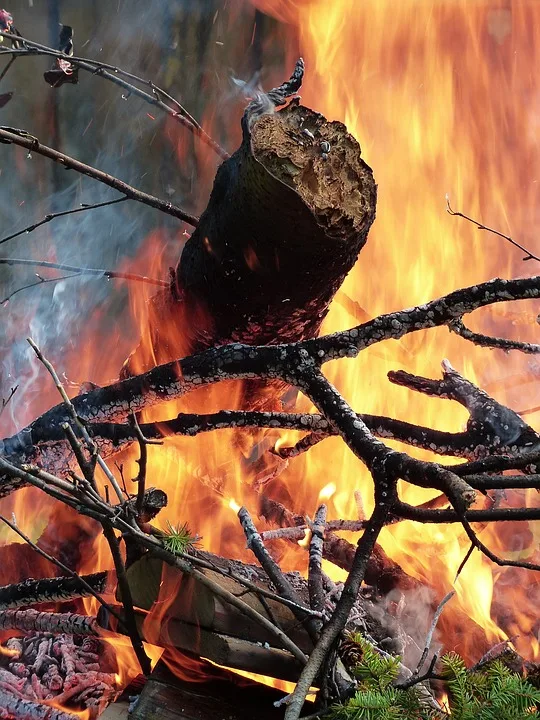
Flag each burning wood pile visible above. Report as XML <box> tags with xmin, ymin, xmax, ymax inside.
<box><xmin>0</xmin><ymin>4</ymin><xmax>539</xmax><ymax>720</ymax></box>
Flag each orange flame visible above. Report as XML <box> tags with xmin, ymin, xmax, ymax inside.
<box><xmin>1</xmin><ymin>0</ymin><xmax>539</xmax><ymax>702</ymax></box>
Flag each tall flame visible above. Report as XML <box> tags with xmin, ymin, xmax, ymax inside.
<box><xmin>249</xmin><ymin>0</ymin><xmax>540</xmax><ymax>661</ymax></box>
<box><xmin>1</xmin><ymin>0</ymin><xmax>539</xmax><ymax>700</ymax></box>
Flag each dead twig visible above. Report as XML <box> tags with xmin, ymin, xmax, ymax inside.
<box><xmin>0</xmin><ymin>196</ymin><xmax>129</xmax><ymax>246</ymax></box>
<box><xmin>308</xmin><ymin>504</ymin><xmax>327</xmax><ymax>617</ymax></box>
<box><xmin>238</xmin><ymin>506</ymin><xmax>317</xmax><ymax>641</ymax></box>
<box><xmin>446</xmin><ymin>195</ymin><xmax>540</xmax><ymax>263</ymax></box>
<box><xmin>0</xmin><ymin>258</ymin><xmax>168</xmax><ymax>297</ymax></box>
<box><xmin>449</xmin><ymin>317</ymin><xmax>540</xmax><ymax>353</ymax></box>
<box><xmin>413</xmin><ymin>590</ymin><xmax>455</xmax><ymax>678</ymax></box>
<box><xmin>101</xmin><ymin>521</ymin><xmax>151</xmax><ymax>675</ymax></box>
<box><xmin>0</xmin><ymin>385</ymin><xmax>17</xmax><ymax>419</ymax></box>
<box><xmin>27</xmin><ymin>337</ymin><xmax>125</xmax><ymax>504</ymax></box>
<box><xmin>0</xmin><ymin>127</ymin><xmax>198</xmax><ymax>226</ymax></box>
<box><xmin>0</xmin><ymin>31</ymin><xmax>229</xmax><ymax>160</ymax></box>
<box><xmin>1</xmin><ymin>272</ymin><xmax>80</xmax><ymax>305</ymax></box>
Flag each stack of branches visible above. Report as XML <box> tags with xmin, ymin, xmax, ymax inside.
<box><xmin>0</xmin><ymin>11</ymin><xmax>539</xmax><ymax>720</ymax></box>
<box><xmin>0</xmin><ymin>272</ymin><xmax>538</xmax><ymax>719</ymax></box>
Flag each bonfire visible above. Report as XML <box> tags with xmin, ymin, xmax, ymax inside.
<box><xmin>0</xmin><ymin>3</ymin><xmax>539</xmax><ymax>720</ymax></box>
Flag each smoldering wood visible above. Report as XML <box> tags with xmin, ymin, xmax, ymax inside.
<box><xmin>122</xmin><ymin>98</ymin><xmax>377</xmax><ymax>388</ymax></box>
<box><xmin>0</xmin><ymin>571</ymin><xmax>107</xmax><ymax>610</ymax></box>
<box><xmin>0</xmin><ymin>609</ymin><xmax>99</xmax><ymax>635</ymax></box>
<box><xmin>0</xmin><ymin>631</ymin><xmax>117</xmax><ymax>716</ymax></box>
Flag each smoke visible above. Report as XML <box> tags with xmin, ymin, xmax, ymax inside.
<box><xmin>0</xmin><ymin>0</ymin><xmax>228</xmax><ymax>435</ymax></box>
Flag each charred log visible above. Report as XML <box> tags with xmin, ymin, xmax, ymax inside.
<box><xmin>0</xmin><ymin>572</ymin><xmax>107</xmax><ymax>610</ymax></box>
<box><xmin>123</xmin><ymin>83</ymin><xmax>377</xmax><ymax>400</ymax></box>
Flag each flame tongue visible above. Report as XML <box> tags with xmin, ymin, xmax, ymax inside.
<box><xmin>250</xmin><ymin>0</ymin><xmax>540</xmax><ymax>663</ymax></box>
<box><xmin>1</xmin><ymin>0</ymin><xmax>539</xmax><ymax>702</ymax></box>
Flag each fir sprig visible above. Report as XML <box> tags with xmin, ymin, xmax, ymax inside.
<box><xmin>159</xmin><ymin>520</ymin><xmax>200</xmax><ymax>556</ymax></box>
<box><xmin>327</xmin><ymin>635</ymin><xmax>540</xmax><ymax>720</ymax></box>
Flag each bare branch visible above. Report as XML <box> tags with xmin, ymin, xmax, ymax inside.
<box><xmin>0</xmin><ymin>30</ymin><xmax>229</xmax><ymax>160</ymax></box>
<box><xmin>0</xmin><ymin>257</ymin><xmax>168</xmax><ymax>294</ymax></box>
<box><xmin>308</xmin><ymin>505</ymin><xmax>327</xmax><ymax>617</ymax></box>
<box><xmin>447</xmin><ymin>195</ymin><xmax>540</xmax><ymax>263</ymax></box>
<box><xmin>413</xmin><ymin>590</ymin><xmax>455</xmax><ymax>677</ymax></box>
<box><xmin>0</xmin><ymin>196</ymin><xmax>128</xmax><ymax>246</ymax></box>
<box><xmin>0</xmin><ymin>385</ymin><xmax>17</xmax><ymax>418</ymax></box>
<box><xmin>0</xmin><ymin>127</ymin><xmax>198</xmax><ymax>225</ymax></box>
<box><xmin>449</xmin><ymin>317</ymin><xmax>540</xmax><ymax>353</ymax></box>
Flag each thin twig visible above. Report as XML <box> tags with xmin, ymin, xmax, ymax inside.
<box><xmin>458</xmin><ymin>512</ymin><xmax>540</xmax><ymax>572</ymax></box>
<box><xmin>449</xmin><ymin>317</ymin><xmax>540</xmax><ymax>353</ymax></box>
<box><xmin>130</xmin><ymin>414</ymin><xmax>149</xmax><ymax>516</ymax></box>
<box><xmin>413</xmin><ymin>590</ymin><xmax>455</xmax><ymax>676</ymax></box>
<box><xmin>0</xmin><ymin>55</ymin><xmax>15</xmax><ymax>82</ymax></box>
<box><xmin>0</xmin><ymin>385</ymin><xmax>17</xmax><ymax>419</ymax></box>
<box><xmin>0</xmin><ymin>31</ymin><xmax>229</xmax><ymax>160</ymax></box>
<box><xmin>0</xmin><ymin>196</ymin><xmax>128</xmax><ymax>246</ymax></box>
<box><xmin>1</xmin><ymin>272</ymin><xmax>80</xmax><ymax>305</ymax></box>
<box><xmin>0</xmin><ymin>127</ymin><xmax>198</xmax><ymax>226</ymax></box>
<box><xmin>446</xmin><ymin>195</ymin><xmax>540</xmax><ymax>263</ymax></box>
<box><xmin>101</xmin><ymin>521</ymin><xmax>151</xmax><ymax>675</ymax></box>
<box><xmin>0</xmin><ymin>257</ymin><xmax>168</xmax><ymax>288</ymax></box>
<box><xmin>455</xmin><ymin>543</ymin><xmax>475</xmax><ymax>582</ymax></box>
<box><xmin>27</xmin><ymin>337</ymin><xmax>125</xmax><ymax>504</ymax></box>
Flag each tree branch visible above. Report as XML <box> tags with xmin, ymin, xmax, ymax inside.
<box><xmin>0</xmin><ymin>257</ymin><xmax>168</xmax><ymax>300</ymax></box>
<box><xmin>0</xmin><ymin>127</ymin><xmax>198</xmax><ymax>225</ymax></box>
<box><xmin>0</xmin><ymin>31</ymin><xmax>229</xmax><ymax>160</ymax></box>
<box><xmin>0</xmin><ymin>196</ymin><xmax>129</xmax><ymax>246</ymax></box>
<box><xmin>446</xmin><ymin>196</ymin><xmax>540</xmax><ymax>263</ymax></box>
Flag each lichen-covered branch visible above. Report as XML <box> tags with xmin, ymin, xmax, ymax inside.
<box><xmin>0</xmin><ymin>572</ymin><xmax>107</xmax><ymax>610</ymax></box>
<box><xmin>0</xmin><ymin>609</ymin><xmax>98</xmax><ymax>635</ymax></box>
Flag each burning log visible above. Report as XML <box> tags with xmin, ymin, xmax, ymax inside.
<box><xmin>0</xmin><ymin>610</ymin><xmax>98</xmax><ymax>636</ymax></box>
<box><xmin>0</xmin><ymin>573</ymin><xmax>107</xmax><ymax>610</ymax></box>
<box><xmin>122</xmin><ymin>61</ymin><xmax>377</xmax><ymax>393</ymax></box>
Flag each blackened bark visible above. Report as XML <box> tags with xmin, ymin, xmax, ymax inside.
<box><xmin>123</xmin><ymin>101</ymin><xmax>377</xmax><ymax>401</ymax></box>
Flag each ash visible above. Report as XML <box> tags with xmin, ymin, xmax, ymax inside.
<box><xmin>0</xmin><ymin>633</ymin><xmax>117</xmax><ymax>718</ymax></box>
